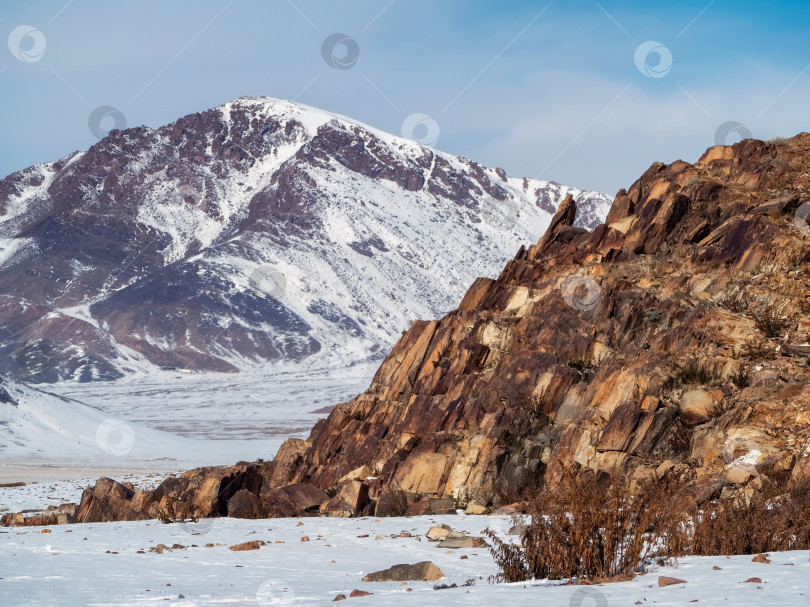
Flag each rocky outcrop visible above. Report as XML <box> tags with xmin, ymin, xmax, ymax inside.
<box><xmin>268</xmin><ymin>134</ymin><xmax>810</xmax><ymax>512</ymax></box>
<box><xmin>0</xmin><ymin>461</ymin><xmax>327</xmax><ymax>527</ymax></box>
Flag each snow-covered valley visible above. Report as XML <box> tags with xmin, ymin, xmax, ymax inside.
<box><xmin>0</xmin><ymin>363</ymin><xmax>375</xmax><ymax>487</ymax></box>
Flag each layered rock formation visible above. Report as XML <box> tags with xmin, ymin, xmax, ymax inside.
<box><xmin>5</xmin><ymin>135</ymin><xmax>810</xmax><ymax>526</ymax></box>
<box><xmin>270</xmin><ymin>135</ymin><xmax>810</xmax><ymax>512</ymax></box>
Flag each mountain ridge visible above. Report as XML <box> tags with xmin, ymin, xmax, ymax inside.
<box><xmin>0</xmin><ymin>96</ymin><xmax>612</xmax><ymax>383</ymax></box>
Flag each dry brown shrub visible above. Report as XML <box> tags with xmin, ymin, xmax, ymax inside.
<box><xmin>489</xmin><ymin>473</ymin><xmax>681</xmax><ymax>582</ymax></box>
<box><xmin>680</xmin><ymin>479</ymin><xmax>810</xmax><ymax>556</ymax></box>
<box><xmin>488</xmin><ymin>474</ymin><xmax>810</xmax><ymax>584</ymax></box>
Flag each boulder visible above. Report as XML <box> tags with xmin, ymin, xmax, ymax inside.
<box><xmin>437</xmin><ymin>536</ymin><xmax>489</xmax><ymax>549</ymax></box>
<box><xmin>679</xmin><ymin>389</ymin><xmax>720</xmax><ymax>425</ymax></box>
<box><xmin>350</xmin><ymin>590</ymin><xmax>373</xmax><ymax>597</ymax></box>
<box><xmin>76</xmin><ymin>477</ymin><xmax>141</xmax><ymax>523</ymax></box>
<box><xmin>227</xmin><ymin>489</ymin><xmax>263</xmax><ymax>518</ymax></box>
<box><xmin>464</xmin><ymin>503</ymin><xmax>488</xmax><ymax>515</ymax></box>
<box><xmin>426</xmin><ymin>524</ymin><xmax>453</xmax><ymax>542</ymax></box>
<box><xmin>363</xmin><ymin>561</ymin><xmax>445</xmax><ymax>582</ymax></box>
<box><xmin>428</xmin><ymin>497</ymin><xmax>456</xmax><ymax>515</ymax></box>
<box><xmin>725</xmin><ymin>466</ymin><xmax>755</xmax><ymax>485</ymax></box>
<box><xmin>278</xmin><ymin>483</ymin><xmax>330</xmax><ymax>512</ymax></box>
<box><xmin>374</xmin><ymin>489</ymin><xmax>409</xmax><ymax>517</ymax></box>
<box><xmin>321</xmin><ymin>480</ymin><xmax>369</xmax><ymax>517</ymax></box>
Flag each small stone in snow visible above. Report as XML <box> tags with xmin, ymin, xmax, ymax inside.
<box><xmin>350</xmin><ymin>589</ymin><xmax>372</xmax><ymax>597</ymax></box>
<box><xmin>746</xmin><ymin>577</ymin><xmax>763</xmax><ymax>583</ymax></box>
<box><xmin>658</xmin><ymin>576</ymin><xmax>687</xmax><ymax>587</ymax></box>
<box><xmin>228</xmin><ymin>540</ymin><xmax>262</xmax><ymax>551</ymax></box>
<box><xmin>333</xmin><ymin>594</ymin><xmax>346</xmax><ymax>601</ymax></box>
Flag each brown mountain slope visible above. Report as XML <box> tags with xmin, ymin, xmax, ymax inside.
<box><xmin>269</xmin><ymin>135</ymin><xmax>810</xmax><ymax>514</ymax></box>
<box><xmin>5</xmin><ymin>135</ymin><xmax>810</xmax><ymax>526</ymax></box>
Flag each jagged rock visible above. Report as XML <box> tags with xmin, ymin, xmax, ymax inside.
<box><xmin>7</xmin><ymin>135</ymin><xmax>810</xmax><ymax>527</ymax></box>
<box><xmin>363</xmin><ymin>561</ymin><xmax>445</xmax><ymax>582</ymax></box>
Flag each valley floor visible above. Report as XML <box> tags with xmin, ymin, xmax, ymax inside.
<box><xmin>0</xmin><ymin>510</ymin><xmax>808</xmax><ymax>606</ymax></box>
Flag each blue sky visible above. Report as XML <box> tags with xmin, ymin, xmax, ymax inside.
<box><xmin>2</xmin><ymin>0</ymin><xmax>810</xmax><ymax>194</ymax></box>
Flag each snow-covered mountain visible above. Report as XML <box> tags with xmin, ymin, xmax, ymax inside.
<box><xmin>0</xmin><ymin>97</ymin><xmax>612</xmax><ymax>382</ymax></box>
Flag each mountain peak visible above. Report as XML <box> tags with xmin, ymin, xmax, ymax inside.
<box><xmin>0</xmin><ymin>97</ymin><xmax>611</xmax><ymax>383</ymax></box>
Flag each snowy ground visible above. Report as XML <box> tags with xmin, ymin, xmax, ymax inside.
<box><xmin>0</xmin><ymin>364</ymin><xmax>374</xmax><ymax>485</ymax></box>
<box><xmin>0</xmin><ymin>513</ymin><xmax>808</xmax><ymax>606</ymax></box>
<box><xmin>0</xmin><ymin>473</ymin><xmax>165</xmax><ymax>514</ymax></box>
<box><xmin>46</xmin><ymin>363</ymin><xmax>376</xmax><ymax>441</ymax></box>
<box><xmin>3</xmin><ymin>365</ymin><xmax>809</xmax><ymax>605</ymax></box>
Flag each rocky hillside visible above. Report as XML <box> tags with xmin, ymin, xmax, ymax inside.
<box><xmin>268</xmin><ymin>135</ymin><xmax>810</xmax><ymax>514</ymax></box>
<box><xmin>7</xmin><ymin>135</ymin><xmax>810</xmax><ymax>526</ymax></box>
<box><xmin>0</xmin><ymin>97</ymin><xmax>610</xmax><ymax>383</ymax></box>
